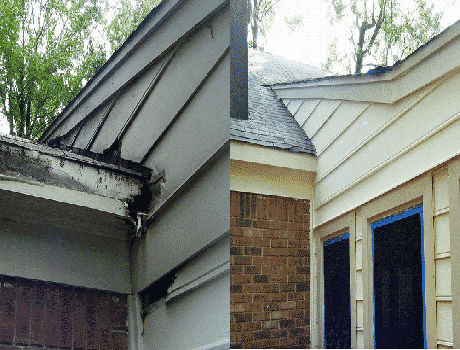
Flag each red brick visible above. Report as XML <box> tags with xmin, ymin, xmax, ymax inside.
<box><xmin>248</xmin><ymin>338</ymin><xmax>279</xmax><ymax>349</ymax></box>
<box><xmin>261</xmin><ymin>265</ymin><xmax>281</xmax><ymax>275</ymax></box>
<box><xmin>295</xmin><ymin>231</ymin><xmax>309</xmax><ymax>240</ymax></box>
<box><xmin>230</xmin><ymin>191</ymin><xmax>241</xmax><ymax>217</ymax></box>
<box><xmin>296</xmin><ymin>300</ymin><xmax>309</xmax><ymax>309</ymax></box>
<box><xmin>280</xmin><ymin>283</ymin><xmax>295</xmax><ymax>292</ymax></box>
<box><xmin>232</xmin><ymin>275</ymin><xmax>252</xmax><ymax>285</ymax></box>
<box><xmin>279</xmin><ymin>301</ymin><xmax>296</xmax><ymax>309</ymax></box>
<box><xmin>231</xmin><ymin>331</ymin><xmax>243</xmax><ymax>343</ymax></box>
<box><xmin>241</xmin><ymin>321</ymin><xmax>261</xmax><ymax>332</ymax></box>
<box><xmin>244</xmin><ymin>266</ymin><xmax>261</xmax><ymax>274</ymax></box>
<box><xmin>231</xmin><ymin>323</ymin><xmax>242</xmax><ymax>332</ymax></box>
<box><xmin>231</xmin><ymin>236</ymin><xmax>253</xmax><ymax>247</ymax></box>
<box><xmin>252</xmin><ymin>312</ymin><xmax>271</xmax><ymax>321</ymax></box>
<box><xmin>272</xmin><ymin>328</ymin><xmax>288</xmax><ymax>338</ymax></box>
<box><xmin>288</xmin><ymin>274</ymin><xmax>305</xmax><ymax>283</ymax></box>
<box><xmin>288</xmin><ymin>240</ymin><xmax>301</xmax><ymax>248</ymax></box>
<box><xmin>262</xmin><ymin>229</ymin><xmax>279</xmax><ymax>239</ymax></box>
<box><xmin>232</xmin><ymin>293</ymin><xmax>252</xmax><ymax>304</ymax></box>
<box><xmin>269</xmin><ymin>257</ymin><xmax>288</xmax><ymax>266</ymax></box>
<box><xmin>233</xmin><ymin>313</ymin><xmax>252</xmax><ymax>323</ymax></box>
<box><xmin>255</xmin><ymin>196</ymin><xmax>268</xmax><ymax>220</ymax></box>
<box><xmin>296</xmin><ymin>265</ymin><xmax>309</xmax><ymax>274</ymax></box>
<box><xmin>254</xmin><ymin>238</ymin><xmax>271</xmax><ymax>247</ymax></box>
<box><xmin>270</xmin><ymin>293</ymin><xmax>286</xmax><ymax>302</ymax></box>
<box><xmin>262</xmin><ymin>320</ymin><xmax>279</xmax><ymax>329</ymax></box>
<box><xmin>287</xmin><ymin>309</ymin><xmax>305</xmax><ymax>318</ymax></box>
<box><xmin>230</xmin><ymin>246</ymin><xmax>244</xmax><ymax>255</ymax></box>
<box><xmin>232</xmin><ymin>256</ymin><xmax>252</xmax><ymax>265</ymax></box>
<box><xmin>245</xmin><ymin>246</ymin><xmax>262</xmax><ymax>255</ymax></box>
<box><xmin>287</xmin><ymin>257</ymin><xmax>302</xmax><ymax>266</ymax></box>
<box><xmin>252</xmin><ymin>256</ymin><xmax>270</xmax><ymax>266</ymax></box>
<box><xmin>243</xmin><ymin>284</ymin><xmax>263</xmax><ymax>293</ymax></box>
<box><xmin>259</xmin><ymin>284</ymin><xmax>277</xmax><ymax>293</ymax></box>
<box><xmin>288</xmin><ymin>222</ymin><xmax>304</xmax><ymax>231</ymax></box>
<box><xmin>262</xmin><ymin>302</ymin><xmax>279</xmax><ymax>312</ymax></box>
<box><xmin>253</xmin><ymin>219</ymin><xmax>270</xmax><ymax>229</ymax></box>
<box><xmin>231</xmin><ymin>303</ymin><xmax>245</xmax><ymax>313</ymax></box>
<box><xmin>295</xmin><ymin>317</ymin><xmax>310</xmax><ymax>327</ymax></box>
<box><xmin>270</xmin><ymin>221</ymin><xmax>288</xmax><ymax>230</ymax></box>
<box><xmin>230</xmin><ymin>265</ymin><xmax>243</xmax><ymax>274</ymax></box>
<box><xmin>271</xmin><ymin>239</ymin><xmax>287</xmax><ymax>248</ymax></box>
<box><xmin>245</xmin><ymin>303</ymin><xmax>262</xmax><ymax>313</ymax></box>
<box><xmin>253</xmin><ymin>294</ymin><xmax>270</xmax><ymax>303</ymax></box>
<box><xmin>288</xmin><ymin>292</ymin><xmax>305</xmax><ymax>301</ymax></box>
<box><xmin>300</xmin><ymin>240</ymin><xmax>310</xmax><ymax>248</ymax></box>
<box><xmin>270</xmin><ymin>274</ymin><xmax>287</xmax><ymax>283</ymax></box>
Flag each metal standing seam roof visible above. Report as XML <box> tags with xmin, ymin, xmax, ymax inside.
<box><xmin>230</xmin><ymin>49</ymin><xmax>333</xmax><ymax>155</ymax></box>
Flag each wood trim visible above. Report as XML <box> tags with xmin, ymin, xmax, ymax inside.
<box><xmin>128</xmin><ymin>294</ymin><xmax>145</xmax><ymax>350</ymax></box>
<box><xmin>424</xmin><ymin>175</ymin><xmax>437</xmax><ymax>349</ymax></box>
<box><xmin>358</xmin><ymin>174</ymin><xmax>430</xmax><ymax>348</ymax></box>
<box><xmin>448</xmin><ymin>159</ymin><xmax>460</xmax><ymax>348</ymax></box>
<box><xmin>314</xmin><ymin>212</ymin><xmax>354</xmax><ymax>348</ymax></box>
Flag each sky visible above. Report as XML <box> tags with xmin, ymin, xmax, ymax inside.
<box><xmin>1</xmin><ymin>0</ymin><xmax>459</xmax><ymax>135</ymax></box>
<box><xmin>260</xmin><ymin>0</ymin><xmax>460</xmax><ymax>74</ymax></box>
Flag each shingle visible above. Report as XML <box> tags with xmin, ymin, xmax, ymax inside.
<box><xmin>230</xmin><ymin>49</ymin><xmax>333</xmax><ymax>155</ymax></box>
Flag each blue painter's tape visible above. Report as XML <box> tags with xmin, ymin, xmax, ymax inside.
<box><xmin>324</xmin><ymin>232</ymin><xmax>350</xmax><ymax>247</ymax></box>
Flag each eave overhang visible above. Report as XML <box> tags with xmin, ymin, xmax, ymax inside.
<box><xmin>0</xmin><ymin>134</ymin><xmax>151</xmax><ymax>219</ymax></box>
<box><xmin>272</xmin><ymin>20</ymin><xmax>460</xmax><ymax>105</ymax></box>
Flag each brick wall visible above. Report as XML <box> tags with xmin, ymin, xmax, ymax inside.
<box><xmin>230</xmin><ymin>191</ymin><xmax>311</xmax><ymax>349</ymax></box>
<box><xmin>0</xmin><ymin>275</ymin><xmax>128</xmax><ymax>350</ymax></box>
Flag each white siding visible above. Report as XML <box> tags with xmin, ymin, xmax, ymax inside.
<box><xmin>0</xmin><ymin>220</ymin><xmax>131</xmax><ymax>293</ymax></box>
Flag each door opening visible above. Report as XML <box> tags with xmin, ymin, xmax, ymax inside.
<box><xmin>372</xmin><ymin>205</ymin><xmax>426</xmax><ymax>349</ymax></box>
<box><xmin>323</xmin><ymin>233</ymin><xmax>351</xmax><ymax>349</ymax></box>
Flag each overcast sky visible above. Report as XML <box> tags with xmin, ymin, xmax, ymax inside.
<box><xmin>262</xmin><ymin>0</ymin><xmax>459</xmax><ymax>73</ymax></box>
<box><xmin>1</xmin><ymin>1</ymin><xmax>459</xmax><ymax>135</ymax></box>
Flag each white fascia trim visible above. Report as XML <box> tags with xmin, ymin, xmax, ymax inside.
<box><xmin>230</xmin><ymin>140</ymin><xmax>317</xmax><ymax>173</ymax></box>
<box><xmin>272</xmin><ymin>21</ymin><xmax>460</xmax><ymax>104</ymax></box>
<box><xmin>0</xmin><ymin>179</ymin><xmax>127</xmax><ymax>217</ymax></box>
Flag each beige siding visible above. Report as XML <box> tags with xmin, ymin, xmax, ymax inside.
<box><xmin>288</xmin><ymin>69</ymin><xmax>460</xmax><ymax>227</ymax></box>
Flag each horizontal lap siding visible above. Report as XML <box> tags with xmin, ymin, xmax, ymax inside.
<box><xmin>307</xmin><ymin>71</ymin><xmax>460</xmax><ymax>226</ymax></box>
<box><xmin>0</xmin><ymin>276</ymin><xmax>128</xmax><ymax>349</ymax></box>
<box><xmin>230</xmin><ymin>191</ymin><xmax>311</xmax><ymax>349</ymax></box>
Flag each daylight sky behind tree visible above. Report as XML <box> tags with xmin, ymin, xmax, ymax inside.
<box><xmin>0</xmin><ymin>0</ymin><xmax>160</xmax><ymax>135</ymax></box>
<box><xmin>261</xmin><ymin>0</ymin><xmax>459</xmax><ymax>74</ymax></box>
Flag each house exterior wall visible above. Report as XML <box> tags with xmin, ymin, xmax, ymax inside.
<box><xmin>230</xmin><ymin>143</ymin><xmax>315</xmax><ymax>349</ymax></box>
<box><xmin>230</xmin><ymin>191</ymin><xmax>311</xmax><ymax>349</ymax></box>
<box><xmin>0</xmin><ymin>220</ymin><xmax>131</xmax><ymax>294</ymax></box>
<box><xmin>281</xmin><ymin>68</ymin><xmax>460</xmax><ymax>227</ymax></box>
<box><xmin>309</xmin><ymin>160</ymin><xmax>460</xmax><ymax>349</ymax></box>
<box><xmin>36</xmin><ymin>0</ymin><xmax>233</xmax><ymax>347</ymax></box>
<box><xmin>270</xmin><ymin>26</ymin><xmax>460</xmax><ymax>348</ymax></box>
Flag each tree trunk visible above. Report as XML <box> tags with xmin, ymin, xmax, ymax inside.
<box><xmin>251</xmin><ymin>0</ymin><xmax>259</xmax><ymax>49</ymax></box>
<box><xmin>354</xmin><ymin>24</ymin><xmax>366</xmax><ymax>74</ymax></box>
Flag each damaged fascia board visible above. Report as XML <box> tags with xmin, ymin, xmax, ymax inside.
<box><xmin>0</xmin><ymin>134</ymin><xmax>150</xmax><ymax>216</ymax></box>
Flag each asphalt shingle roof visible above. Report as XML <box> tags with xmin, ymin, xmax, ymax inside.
<box><xmin>230</xmin><ymin>49</ymin><xmax>333</xmax><ymax>155</ymax></box>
